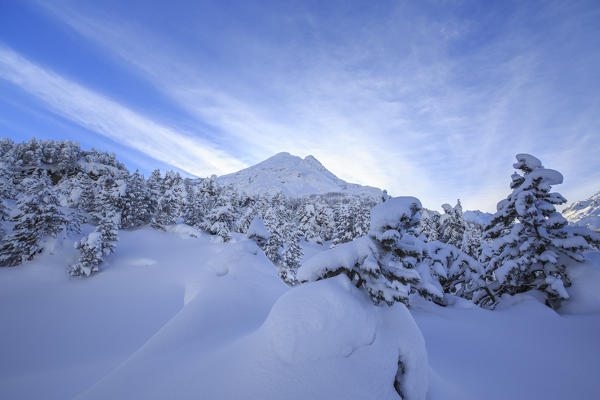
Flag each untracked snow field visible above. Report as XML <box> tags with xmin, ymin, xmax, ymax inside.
<box><xmin>1</xmin><ymin>227</ymin><xmax>599</xmax><ymax>399</ymax></box>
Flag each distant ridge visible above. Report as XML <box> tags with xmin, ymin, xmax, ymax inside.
<box><xmin>563</xmin><ymin>191</ymin><xmax>600</xmax><ymax>231</ymax></box>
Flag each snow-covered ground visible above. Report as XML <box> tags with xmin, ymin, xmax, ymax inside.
<box><xmin>1</xmin><ymin>227</ymin><xmax>599</xmax><ymax>399</ymax></box>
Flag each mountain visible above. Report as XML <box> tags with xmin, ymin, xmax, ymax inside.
<box><xmin>217</xmin><ymin>152</ymin><xmax>383</xmax><ymax>199</ymax></box>
<box><xmin>563</xmin><ymin>191</ymin><xmax>600</xmax><ymax>231</ymax></box>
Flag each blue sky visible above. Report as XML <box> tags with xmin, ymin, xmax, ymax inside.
<box><xmin>0</xmin><ymin>0</ymin><xmax>599</xmax><ymax>211</ymax></box>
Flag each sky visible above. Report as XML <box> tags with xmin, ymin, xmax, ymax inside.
<box><xmin>0</xmin><ymin>0</ymin><xmax>599</xmax><ymax>212</ymax></box>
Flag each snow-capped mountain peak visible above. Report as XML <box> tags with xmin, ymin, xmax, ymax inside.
<box><xmin>217</xmin><ymin>152</ymin><xmax>382</xmax><ymax>198</ymax></box>
<box><xmin>563</xmin><ymin>191</ymin><xmax>600</xmax><ymax>231</ymax></box>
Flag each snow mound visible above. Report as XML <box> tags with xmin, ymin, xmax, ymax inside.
<box><xmin>217</xmin><ymin>152</ymin><xmax>382</xmax><ymax>199</ymax></box>
<box><xmin>264</xmin><ymin>275</ymin><xmax>376</xmax><ymax>363</ymax></box>
<box><xmin>561</xmin><ymin>251</ymin><xmax>600</xmax><ymax>314</ymax></box>
<box><xmin>247</xmin><ymin>215</ymin><xmax>270</xmax><ymax>240</ymax></box>
<box><xmin>370</xmin><ymin>196</ymin><xmax>421</xmax><ymax>234</ymax></box>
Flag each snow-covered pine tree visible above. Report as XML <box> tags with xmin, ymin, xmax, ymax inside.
<box><xmin>331</xmin><ymin>202</ymin><xmax>354</xmax><ymax>246</ymax></box>
<box><xmin>0</xmin><ymin>198</ymin><xmax>7</xmax><ymax>240</ymax></box>
<box><xmin>351</xmin><ymin>198</ymin><xmax>371</xmax><ymax>239</ymax></box>
<box><xmin>151</xmin><ymin>171</ymin><xmax>184</xmax><ymax>230</ymax></box>
<box><xmin>439</xmin><ymin>200</ymin><xmax>466</xmax><ymax>248</ymax></box>
<box><xmin>0</xmin><ymin>173</ymin><xmax>67</xmax><ymax>266</ymax></box>
<box><xmin>70</xmin><ymin>210</ymin><xmax>120</xmax><ymax>277</ymax></box>
<box><xmin>419</xmin><ymin>209</ymin><xmax>441</xmax><ymax>241</ymax></box>
<box><xmin>280</xmin><ymin>226</ymin><xmax>304</xmax><ymax>285</ymax></box>
<box><xmin>298</xmin><ymin>197</ymin><xmax>445</xmax><ymax>306</ymax></box>
<box><xmin>77</xmin><ymin>178</ymin><xmax>92</xmax><ymax>213</ymax></box>
<box><xmin>201</xmin><ymin>186</ymin><xmax>235</xmax><ymax>242</ymax></box>
<box><xmin>0</xmin><ymin>166</ymin><xmax>15</xmax><ymax>199</ymax></box>
<box><xmin>0</xmin><ymin>197</ymin><xmax>8</xmax><ymax>222</ymax></box>
<box><xmin>264</xmin><ymin>228</ymin><xmax>284</xmax><ymax>266</ymax></box>
<box><xmin>481</xmin><ymin>153</ymin><xmax>599</xmax><ymax>309</ymax></box>
<box><xmin>121</xmin><ymin>170</ymin><xmax>152</xmax><ymax>229</ymax></box>
<box><xmin>296</xmin><ymin>201</ymin><xmax>319</xmax><ymax>242</ymax></box>
<box><xmin>235</xmin><ymin>196</ymin><xmax>258</xmax><ymax>234</ymax></box>
<box><xmin>182</xmin><ymin>183</ymin><xmax>204</xmax><ymax>228</ymax></box>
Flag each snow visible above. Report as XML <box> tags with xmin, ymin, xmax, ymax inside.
<box><xmin>247</xmin><ymin>215</ymin><xmax>270</xmax><ymax>240</ymax></box>
<box><xmin>0</xmin><ymin>227</ymin><xmax>427</xmax><ymax>400</ymax></box>
<box><xmin>514</xmin><ymin>153</ymin><xmax>543</xmax><ymax>170</ymax></box>
<box><xmin>527</xmin><ymin>167</ymin><xmax>563</xmax><ymax>185</ymax></box>
<box><xmin>413</xmin><ymin>287</ymin><xmax>600</xmax><ymax>400</ymax></box>
<box><xmin>217</xmin><ymin>152</ymin><xmax>382</xmax><ymax>199</ymax></box>
<box><xmin>297</xmin><ymin>235</ymin><xmax>376</xmax><ymax>283</ymax></box>
<box><xmin>370</xmin><ymin>196</ymin><xmax>421</xmax><ymax>233</ymax></box>
<box><xmin>2</xmin><ymin>224</ymin><xmax>600</xmax><ymax>399</ymax></box>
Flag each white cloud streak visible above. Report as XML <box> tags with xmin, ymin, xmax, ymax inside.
<box><xmin>0</xmin><ymin>45</ymin><xmax>247</xmax><ymax>177</ymax></box>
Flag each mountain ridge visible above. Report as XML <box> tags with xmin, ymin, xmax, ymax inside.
<box><xmin>563</xmin><ymin>191</ymin><xmax>600</xmax><ymax>231</ymax></box>
<box><xmin>217</xmin><ymin>152</ymin><xmax>383</xmax><ymax>199</ymax></box>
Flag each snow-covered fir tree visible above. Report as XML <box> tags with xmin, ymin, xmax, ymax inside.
<box><xmin>419</xmin><ymin>209</ymin><xmax>441</xmax><ymax>241</ymax></box>
<box><xmin>280</xmin><ymin>226</ymin><xmax>304</xmax><ymax>285</ymax></box>
<box><xmin>70</xmin><ymin>210</ymin><xmax>120</xmax><ymax>277</ymax></box>
<box><xmin>201</xmin><ymin>186</ymin><xmax>235</xmax><ymax>242</ymax></box>
<box><xmin>121</xmin><ymin>170</ymin><xmax>152</xmax><ymax>229</ymax></box>
<box><xmin>481</xmin><ymin>154</ymin><xmax>600</xmax><ymax>309</ymax></box>
<box><xmin>0</xmin><ymin>173</ymin><xmax>67</xmax><ymax>266</ymax></box>
<box><xmin>298</xmin><ymin>197</ymin><xmax>446</xmax><ymax>306</ymax></box>
<box><xmin>439</xmin><ymin>200</ymin><xmax>466</xmax><ymax>248</ymax></box>
<box><xmin>151</xmin><ymin>171</ymin><xmax>184</xmax><ymax>230</ymax></box>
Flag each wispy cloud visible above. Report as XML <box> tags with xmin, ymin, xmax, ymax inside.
<box><xmin>0</xmin><ymin>45</ymin><xmax>247</xmax><ymax>177</ymax></box>
<box><xmin>22</xmin><ymin>1</ymin><xmax>600</xmax><ymax>210</ymax></box>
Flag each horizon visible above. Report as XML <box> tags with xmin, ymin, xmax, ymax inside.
<box><xmin>1</xmin><ymin>0</ymin><xmax>599</xmax><ymax>212</ymax></box>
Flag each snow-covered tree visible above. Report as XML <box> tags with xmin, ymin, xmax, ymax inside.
<box><xmin>70</xmin><ymin>211</ymin><xmax>120</xmax><ymax>277</ymax></box>
<box><xmin>201</xmin><ymin>187</ymin><xmax>235</xmax><ymax>242</ymax></box>
<box><xmin>439</xmin><ymin>200</ymin><xmax>466</xmax><ymax>248</ymax></box>
<box><xmin>264</xmin><ymin>229</ymin><xmax>284</xmax><ymax>266</ymax></box>
<box><xmin>151</xmin><ymin>171</ymin><xmax>184</xmax><ymax>230</ymax></box>
<box><xmin>120</xmin><ymin>170</ymin><xmax>152</xmax><ymax>229</ymax></box>
<box><xmin>299</xmin><ymin>197</ymin><xmax>445</xmax><ymax>306</ymax></box>
<box><xmin>280</xmin><ymin>227</ymin><xmax>304</xmax><ymax>285</ymax></box>
<box><xmin>482</xmin><ymin>154</ymin><xmax>600</xmax><ymax>309</ymax></box>
<box><xmin>419</xmin><ymin>209</ymin><xmax>441</xmax><ymax>242</ymax></box>
<box><xmin>0</xmin><ymin>174</ymin><xmax>67</xmax><ymax>266</ymax></box>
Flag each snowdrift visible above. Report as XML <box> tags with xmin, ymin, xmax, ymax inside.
<box><xmin>0</xmin><ymin>227</ymin><xmax>428</xmax><ymax>400</ymax></box>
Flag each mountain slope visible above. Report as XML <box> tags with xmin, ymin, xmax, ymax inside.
<box><xmin>217</xmin><ymin>152</ymin><xmax>382</xmax><ymax>199</ymax></box>
<box><xmin>563</xmin><ymin>191</ymin><xmax>600</xmax><ymax>231</ymax></box>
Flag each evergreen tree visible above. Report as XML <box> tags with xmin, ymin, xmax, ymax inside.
<box><xmin>299</xmin><ymin>197</ymin><xmax>446</xmax><ymax>306</ymax></box>
<box><xmin>201</xmin><ymin>187</ymin><xmax>234</xmax><ymax>242</ymax></box>
<box><xmin>280</xmin><ymin>226</ymin><xmax>304</xmax><ymax>285</ymax></box>
<box><xmin>152</xmin><ymin>171</ymin><xmax>184</xmax><ymax>230</ymax></box>
<box><xmin>419</xmin><ymin>209</ymin><xmax>441</xmax><ymax>241</ymax></box>
<box><xmin>121</xmin><ymin>170</ymin><xmax>152</xmax><ymax>229</ymax></box>
<box><xmin>332</xmin><ymin>203</ymin><xmax>355</xmax><ymax>246</ymax></box>
<box><xmin>0</xmin><ymin>174</ymin><xmax>67</xmax><ymax>266</ymax></box>
<box><xmin>439</xmin><ymin>200</ymin><xmax>466</xmax><ymax>248</ymax></box>
<box><xmin>481</xmin><ymin>154</ymin><xmax>599</xmax><ymax>309</ymax></box>
<box><xmin>70</xmin><ymin>211</ymin><xmax>120</xmax><ymax>277</ymax></box>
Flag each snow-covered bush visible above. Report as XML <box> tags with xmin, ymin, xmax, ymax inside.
<box><xmin>247</xmin><ymin>215</ymin><xmax>270</xmax><ymax>246</ymax></box>
<box><xmin>482</xmin><ymin>154</ymin><xmax>600</xmax><ymax>309</ymax></box>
